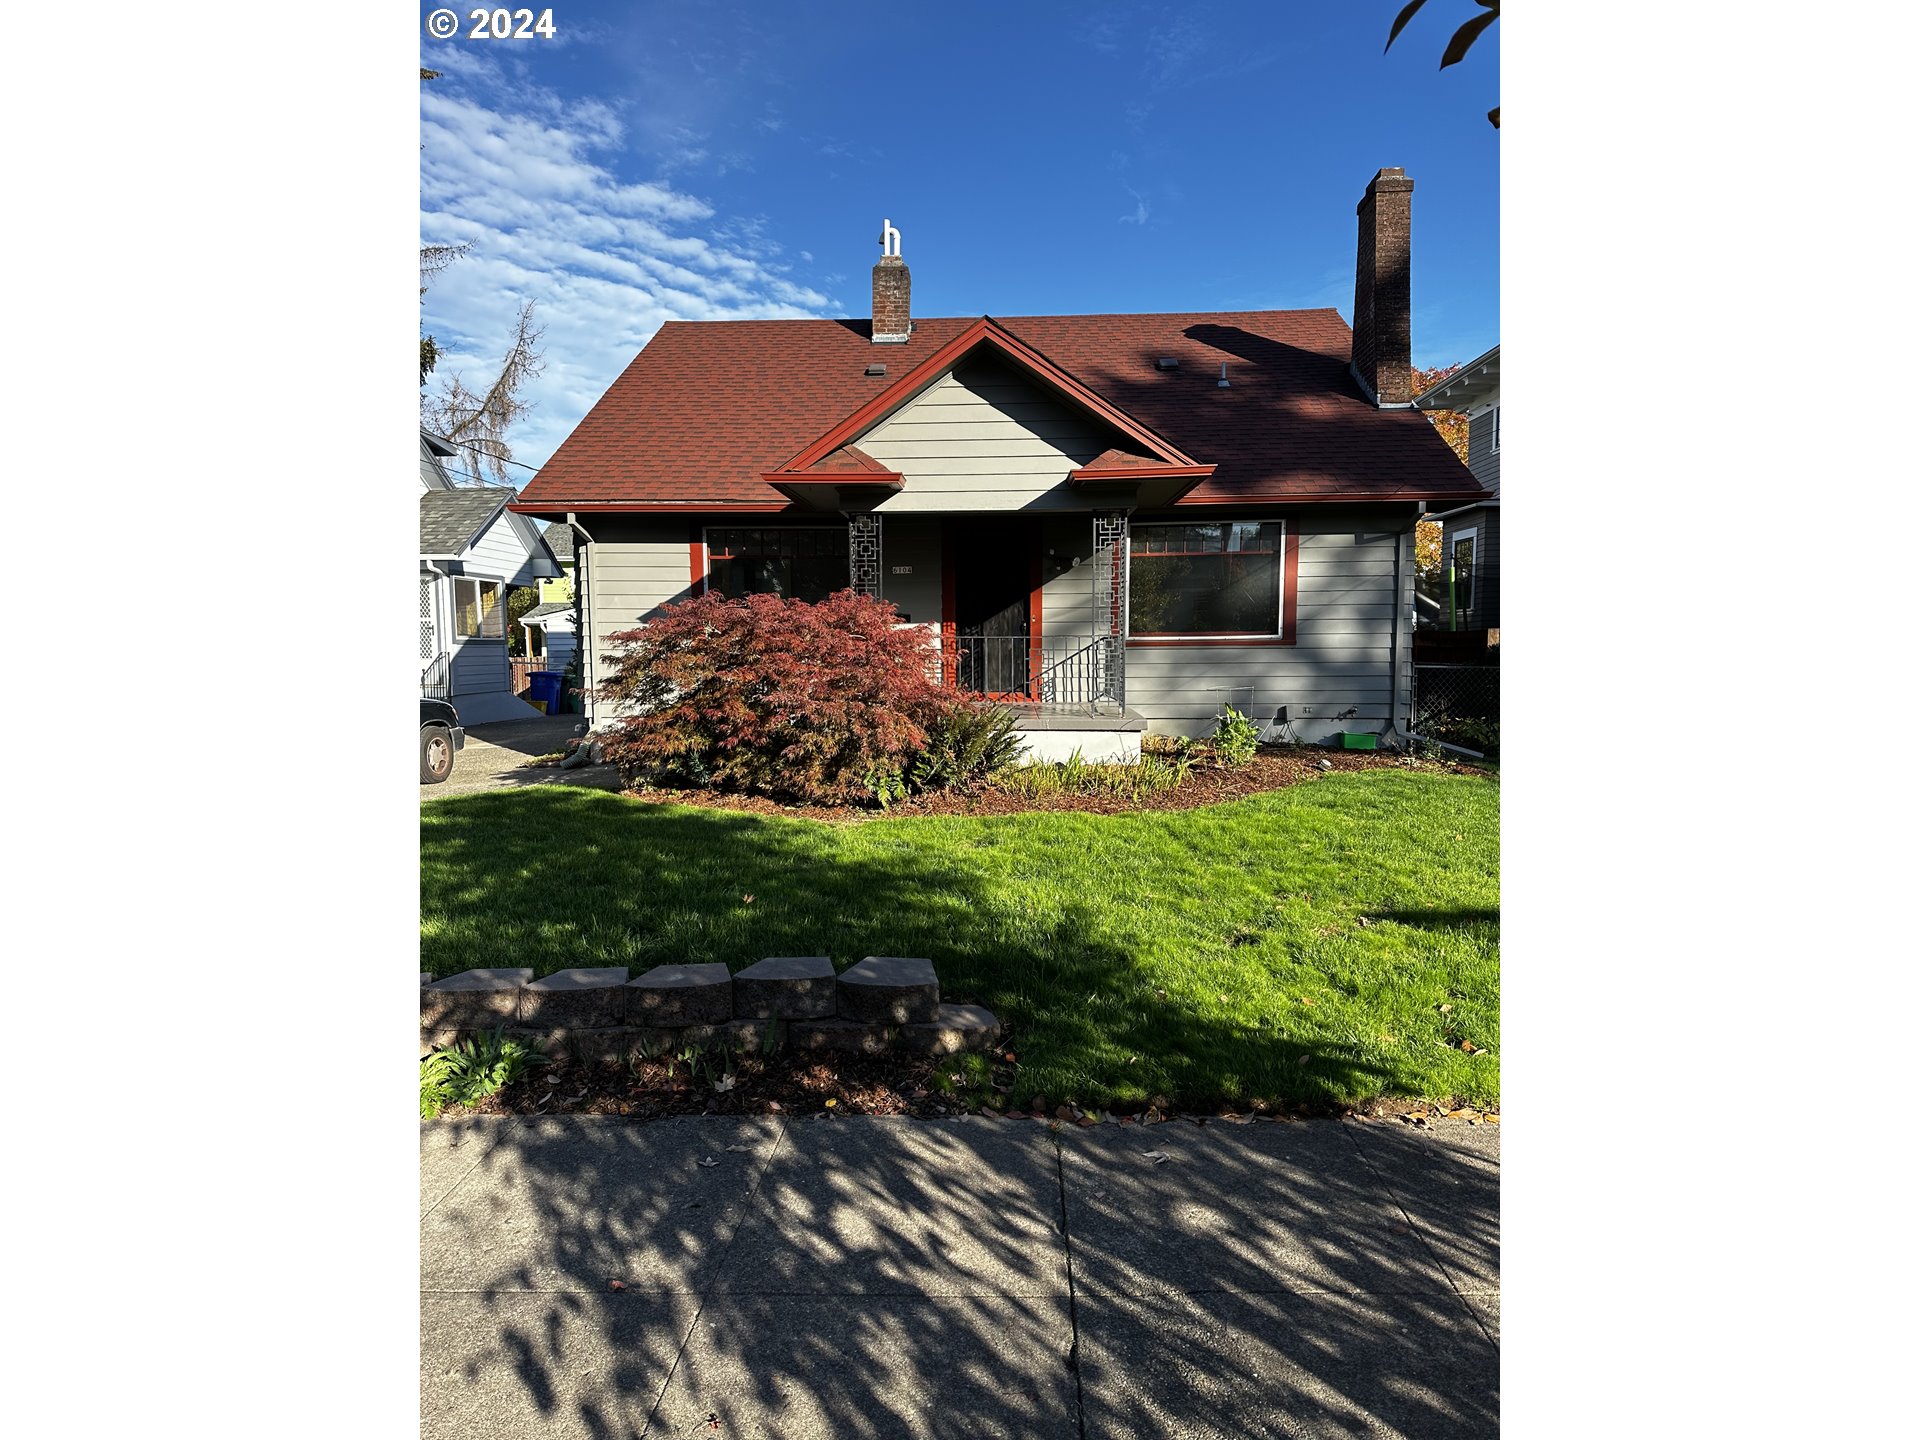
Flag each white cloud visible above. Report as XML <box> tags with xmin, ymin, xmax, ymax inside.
<box><xmin>1119</xmin><ymin>186</ymin><xmax>1150</xmax><ymax>225</ymax></box>
<box><xmin>419</xmin><ymin>79</ymin><xmax>830</xmax><ymax>472</ymax></box>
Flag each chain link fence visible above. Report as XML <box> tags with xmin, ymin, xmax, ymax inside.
<box><xmin>1412</xmin><ymin>664</ymin><xmax>1499</xmax><ymax>754</ymax></box>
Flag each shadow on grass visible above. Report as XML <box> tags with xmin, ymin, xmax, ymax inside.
<box><xmin>420</xmin><ymin>1112</ymin><xmax>1498</xmax><ymax>1438</ymax></box>
<box><xmin>422</xmin><ymin>787</ymin><xmax>1491</xmax><ymax>1109</ymax></box>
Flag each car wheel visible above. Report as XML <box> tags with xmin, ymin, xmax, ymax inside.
<box><xmin>421</xmin><ymin>725</ymin><xmax>455</xmax><ymax>784</ymax></box>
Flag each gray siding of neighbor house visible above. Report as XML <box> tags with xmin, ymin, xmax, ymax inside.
<box><xmin>1466</xmin><ymin>404</ymin><xmax>1500</xmax><ymax>497</ymax></box>
<box><xmin>450</xmin><ymin>638</ymin><xmax>508</xmax><ymax>699</ymax></box>
<box><xmin>1439</xmin><ymin>505</ymin><xmax>1498</xmax><ymax>632</ymax></box>
<box><xmin>1126</xmin><ymin>515</ymin><xmax>1416</xmax><ymax>742</ymax></box>
<box><xmin>462</xmin><ymin>511</ymin><xmax>547</xmax><ymax>588</ymax></box>
<box><xmin>859</xmin><ymin>359</ymin><xmax>1111</xmax><ymax>513</ymax></box>
<box><xmin>581</xmin><ymin>519</ymin><xmax>697</xmax><ymax>723</ymax></box>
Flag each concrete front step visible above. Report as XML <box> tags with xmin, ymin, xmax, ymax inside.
<box><xmin>732</xmin><ymin>956</ymin><xmax>836</xmax><ymax>1020</ymax></box>
<box><xmin>837</xmin><ymin>956</ymin><xmax>940</xmax><ymax>1025</ymax></box>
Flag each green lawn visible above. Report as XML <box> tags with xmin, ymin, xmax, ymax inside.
<box><xmin>421</xmin><ymin>770</ymin><xmax>1499</xmax><ymax>1109</ymax></box>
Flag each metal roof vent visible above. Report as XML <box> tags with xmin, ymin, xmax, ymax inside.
<box><xmin>865</xmin><ymin>363</ymin><xmax>887</xmax><ymax>377</ymax></box>
<box><xmin>1155</xmin><ymin>357</ymin><xmax>1179</xmax><ymax>370</ymax></box>
<box><xmin>1217</xmin><ymin>362</ymin><xmax>1230</xmax><ymax>389</ymax></box>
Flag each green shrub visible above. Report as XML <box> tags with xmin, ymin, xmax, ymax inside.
<box><xmin>420</xmin><ymin>1029</ymin><xmax>550</xmax><ymax>1119</ymax></box>
<box><xmin>909</xmin><ymin>703</ymin><xmax>1025</xmax><ymax>792</ymax></box>
<box><xmin>993</xmin><ymin>747</ymin><xmax>1192</xmax><ymax>804</ymax></box>
<box><xmin>1211</xmin><ymin>705</ymin><xmax>1262</xmax><ymax>766</ymax></box>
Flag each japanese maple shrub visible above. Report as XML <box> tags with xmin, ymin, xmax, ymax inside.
<box><xmin>597</xmin><ymin>590</ymin><xmax>952</xmax><ymax>805</ymax></box>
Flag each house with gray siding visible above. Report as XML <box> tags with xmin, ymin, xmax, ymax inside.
<box><xmin>1412</xmin><ymin>345</ymin><xmax>1499</xmax><ymax>635</ymax></box>
<box><xmin>419</xmin><ymin>430</ymin><xmax>562</xmax><ymax>724</ymax></box>
<box><xmin>511</xmin><ymin>170</ymin><xmax>1490</xmax><ymax>758</ymax></box>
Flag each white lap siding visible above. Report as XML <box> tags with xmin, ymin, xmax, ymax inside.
<box><xmin>1125</xmin><ymin>516</ymin><xmax>1414</xmax><ymax>742</ymax></box>
<box><xmin>581</xmin><ymin>519</ymin><xmax>698</xmax><ymax>725</ymax></box>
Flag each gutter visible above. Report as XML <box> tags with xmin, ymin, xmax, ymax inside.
<box><xmin>1423</xmin><ymin>497</ymin><xmax>1499</xmax><ymax>523</ymax></box>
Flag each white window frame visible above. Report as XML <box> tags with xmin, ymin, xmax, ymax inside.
<box><xmin>1488</xmin><ymin>405</ymin><xmax>1500</xmax><ymax>454</ymax></box>
<box><xmin>452</xmin><ymin>574</ymin><xmax>506</xmax><ymax>641</ymax></box>
<box><xmin>1125</xmin><ymin>519</ymin><xmax>1288</xmax><ymax>641</ymax></box>
<box><xmin>1449</xmin><ymin>528</ymin><xmax>1479</xmax><ymax>622</ymax></box>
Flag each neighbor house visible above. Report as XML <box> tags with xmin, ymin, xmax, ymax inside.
<box><xmin>511</xmin><ymin>169</ymin><xmax>1489</xmax><ymax>757</ymax></box>
<box><xmin>1412</xmin><ymin>344</ymin><xmax>1499</xmax><ymax>635</ymax></box>
<box><xmin>419</xmin><ymin>430</ymin><xmax>562</xmax><ymax>724</ymax></box>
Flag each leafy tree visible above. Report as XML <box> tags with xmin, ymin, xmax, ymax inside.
<box><xmin>1411</xmin><ymin>362</ymin><xmax>1470</xmax><ymax>574</ymax></box>
<box><xmin>1385</xmin><ymin>0</ymin><xmax>1500</xmax><ymax>128</ymax></box>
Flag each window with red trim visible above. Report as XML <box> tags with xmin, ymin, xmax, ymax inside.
<box><xmin>705</xmin><ymin>527</ymin><xmax>849</xmax><ymax>602</ymax></box>
<box><xmin>1128</xmin><ymin>521</ymin><xmax>1284</xmax><ymax>636</ymax></box>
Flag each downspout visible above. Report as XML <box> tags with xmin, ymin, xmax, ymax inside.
<box><xmin>567</xmin><ymin>512</ymin><xmax>595</xmax><ymax>730</ymax></box>
<box><xmin>1389</xmin><ymin>503</ymin><xmax>1418</xmax><ymax>749</ymax></box>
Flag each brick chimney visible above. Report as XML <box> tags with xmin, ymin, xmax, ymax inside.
<box><xmin>1351</xmin><ymin>167</ymin><xmax>1415</xmax><ymax>406</ymax></box>
<box><xmin>872</xmin><ymin>216</ymin><xmax>910</xmax><ymax>343</ymax></box>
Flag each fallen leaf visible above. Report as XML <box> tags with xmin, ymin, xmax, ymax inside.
<box><xmin>1460</xmin><ymin>1040</ymin><xmax>1477</xmax><ymax>1053</ymax></box>
<box><xmin>607</xmin><ymin>1280</ymin><xmax>627</xmax><ymax>1292</ymax></box>
<box><xmin>741</xmin><ymin>893</ymin><xmax>755</xmax><ymax>904</ymax></box>
<box><xmin>824</xmin><ymin>1098</ymin><xmax>837</xmax><ymax>1108</ymax></box>
<box><xmin>1438</xmin><ymin>1003</ymin><xmax>1454</xmax><ymax>1013</ymax></box>
<box><xmin>1143</xmin><ymin>1151</ymin><xmax>1172</xmax><ymax>1165</ymax></box>
<box><xmin>725</xmin><ymin>1144</ymin><xmax>752</xmax><ymax>1153</ymax></box>
<box><xmin>696</xmin><ymin>1156</ymin><xmax>718</xmax><ymax>1168</ymax></box>
<box><xmin>1003</xmin><ymin>1052</ymin><xmax>1017</xmax><ymax>1063</ymax></box>
<box><xmin>712</xmin><ymin>1074</ymin><xmax>736</xmax><ymax>1093</ymax></box>
<box><xmin>1299</xmin><ymin>997</ymin><xmax>1315</xmax><ymax>1007</ymax></box>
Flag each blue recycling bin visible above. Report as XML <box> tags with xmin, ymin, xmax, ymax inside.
<box><xmin>527</xmin><ymin>671</ymin><xmax>562</xmax><ymax>712</ymax></box>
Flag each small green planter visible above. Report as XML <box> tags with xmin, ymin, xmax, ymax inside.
<box><xmin>1339</xmin><ymin>732</ymin><xmax>1379</xmax><ymax>750</ymax></box>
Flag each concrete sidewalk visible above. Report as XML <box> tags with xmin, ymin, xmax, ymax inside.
<box><xmin>421</xmin><ymin>1114</ymin><xmax>1498</xmax><ymax>1438</ymax></box>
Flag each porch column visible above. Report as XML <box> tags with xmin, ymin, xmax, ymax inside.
<box><xmin>1092</xmin><ymin>510</ymin><xmax>1129</xmax><ymax>706</ymax></box>
<box><xmin>849</xmin><ymin>512</ymin><xmax>882</xmax><ymax>599</ymax></box>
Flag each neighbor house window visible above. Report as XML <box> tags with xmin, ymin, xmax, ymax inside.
<box><xmin>1128</xmin><ymin>521</ymin><xmax>1283</xmax><ymax>636</ymax></box>
<box><xmin>453</xmin><ymin>577</ymin><xmax>504</xmax><ymax>639</ymax></box>
<box><xmin>1489</xmin><ymin>406</ymin><xmax>1500</xmax><ymax>454</ymax></box>
<box><xmin>1450</xmin><ymin>530</ymin><xmax>1477</xmax><ymax>626</ymax></box>
<box><xmin>706</xmin><ymin>528</ymin><xmax>850</xmax><ymax>603</ymax></box>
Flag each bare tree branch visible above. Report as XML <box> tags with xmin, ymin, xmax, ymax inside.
<box><xmin>421</xmin><ymin>300</ymin><xmax>546</xmax><ymax>484</ymax></box>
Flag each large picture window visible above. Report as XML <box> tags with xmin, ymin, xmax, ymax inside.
<box><xmin>1128</xmin><ymin>521</ymin><xmax>1283</xmax><ymax>637</ymax></box>
<box><xmin>453</xmin><ymin>577</ymin><xmax>504</xmax><ymax>639</ymax></box>
<box><xmin>706</xmin><ymin>528</ymin><xmax>850</xmax><ymax>603</ymax></box>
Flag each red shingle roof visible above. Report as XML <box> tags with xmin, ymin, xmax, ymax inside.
<box><xmin>513</xmin><ymin>309</ymin><xmax>1483</xmax><ymax>513</ymax></box>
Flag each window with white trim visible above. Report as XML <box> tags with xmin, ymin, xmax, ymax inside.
<box><xmin>1488</xmin><ymin>406</ymin><xmax>1500</xmax><ymax>454</ymax></box>
<box><xmin>1128</xmin><ymin>521</ymin><xmax>1284</xmax><ymax>637</ymax></box>
<box><xmin>705</xmin><ymin>527</ymin><xmax>850</xmax><ymax>602</ymax></box>
<box><xmin>453</xmin><ymin>577</ymin><xmax>504</xmax><ymax>639</ymax></box>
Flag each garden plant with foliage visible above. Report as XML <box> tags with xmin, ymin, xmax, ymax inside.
<box><xmin>597</xmin><ymin>590</ymin><xmax>965</xmax><ymax>805</ymax></box>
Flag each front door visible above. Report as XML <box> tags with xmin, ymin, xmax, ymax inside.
<box><xmin>951</xmin><ymin>520</ymin><xmax>1036</xmax><ymax>696</ymax></box>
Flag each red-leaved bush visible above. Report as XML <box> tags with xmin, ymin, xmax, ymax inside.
<box><xmin>596</xmin><ymin>590</ymin><xmax>955</xmax><ymax>804</ymax></box>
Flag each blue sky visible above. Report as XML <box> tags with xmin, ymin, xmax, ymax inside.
<box><xmin>420</xmin><ymin>1</ymin><xmax>1499</xmax><ymax>474</ymax></box>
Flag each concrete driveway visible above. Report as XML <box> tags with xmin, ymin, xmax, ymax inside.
<box><xmin>422</xmin><ymin>714</ymin><xmax>622</xmax><ymax>799</ymax></box>
<box><xmin>421</xmin><ymin>1113</ymin><xmax>1499</xmax><ymax>1437</ymax></box>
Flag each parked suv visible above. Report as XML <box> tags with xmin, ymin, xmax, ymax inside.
<box><xmin>420</xmin><ymin>697</ymin><xmax>465</xmax><ymax>784</ymax></box>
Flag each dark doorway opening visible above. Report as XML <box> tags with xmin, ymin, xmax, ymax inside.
<box><xmin>949</xmin><ymin>518</ymin><xmax>1038</xmax><ymax>697</ymax></box>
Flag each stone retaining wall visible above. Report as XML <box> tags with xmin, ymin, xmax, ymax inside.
<box><xmin>421</xmin><ymin>956</ymin><xmax>1000</xmax><ymax>1064</ymax></box>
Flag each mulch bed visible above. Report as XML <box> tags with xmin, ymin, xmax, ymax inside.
<box><xmin>456</xmin><ymin>1040</ymin><xmax>1495</xmax><ymax>1128</ymax></box>
<box><xmin>608</xmin><ymin>744</ymin><xmax>1487</xmax><ymax>824</ymax></box>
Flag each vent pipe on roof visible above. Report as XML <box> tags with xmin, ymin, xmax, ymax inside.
<box><xmin>1217</xmin><ymin>363</ymin><xmax>1230</xmax><ymax>389</ymax></box>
